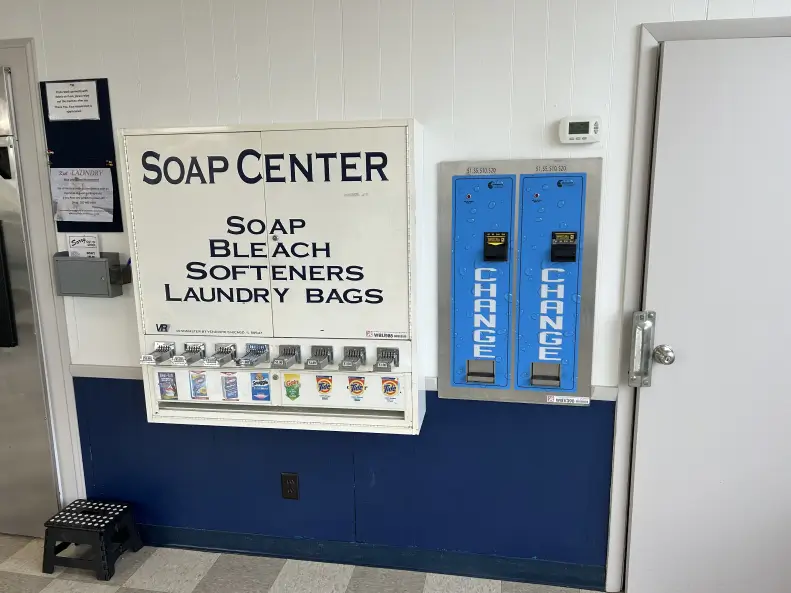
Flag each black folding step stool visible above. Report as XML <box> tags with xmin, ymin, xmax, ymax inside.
<box><xmin>42</xmin><ymin>499</ymin><xmax>142</xmax><ymax>580</ymax></box>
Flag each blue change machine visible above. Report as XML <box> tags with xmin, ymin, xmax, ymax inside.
<box><xmin>438</xmin><ymin>159</ymin><xmax>602</xmax><ymax>406</ymax></box>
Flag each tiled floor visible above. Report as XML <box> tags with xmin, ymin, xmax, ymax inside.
<box><xmin>0</xmin><ymin>535</ymin><xmax>591</xmax><ymax>593</ymax></box>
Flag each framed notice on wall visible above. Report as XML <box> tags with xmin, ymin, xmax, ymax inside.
<box><xmin>40</xmin><ymin>78</ymin><xmax>123</xmax><ymax>232</ymax></box>
<box><xmin>50</xmin><ymin>166</ymin><xmax>114</xmax><ymax>223</ymax></box>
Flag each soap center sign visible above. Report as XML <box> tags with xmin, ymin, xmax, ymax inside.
<box><xmin>124</xmin><ymin>127</ymin><xmax>410</xmax><ymax>340</ymax></box>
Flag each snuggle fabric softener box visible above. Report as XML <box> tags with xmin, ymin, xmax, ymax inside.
<box><xmin>251</xmin><ymin>372</ymin><xmax>270</xmax><ymax>402</ymax></box>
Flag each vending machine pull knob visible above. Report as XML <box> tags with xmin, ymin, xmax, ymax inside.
<box><xmin>340</xmin><ymin>346</ymin><xmax>366</xmax><ymax>371</ymax></box>
<box><xmin>202</xmin><ymin>343</ymin><xmax>236</xmax><ymax>367</ymax></box>
<box><xmin>272</xmin><ymin>345</ymin><xmax>301</xmax><ymax>369</ymax></box>
<box><xmin>140</xmin><ymin>342</ymin><xmax>175</xmax><ymax>365</ymax></box>
<box><xmin>237</xmin><ymin>344</ymin><xmax>270</xmax><ymax>367</ymax></box>
<box><xmin>171</xmin><ymin>343</ymin><xmax>205</xmax><ymax>367</ymax></box>
<box><xmin>374</xmin><ymin>347</ymin><xmax>400</xmax><ymax>372</ymax></box>
<box><xmin>306</xmin><ymin>346</ymin><xmax>333</xmax><ymax>369</ymax></box>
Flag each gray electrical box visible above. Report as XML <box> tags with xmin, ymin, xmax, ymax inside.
<box><xmin>53</xmin><ymin>251</ymin><xmax>125</xmax><ymax>298</ymax></box>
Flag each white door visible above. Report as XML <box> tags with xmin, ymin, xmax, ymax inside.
<box><xmin>627</xmin><ymin>37</ymin><xmax>791</xmax><ymax>593</ymax></box>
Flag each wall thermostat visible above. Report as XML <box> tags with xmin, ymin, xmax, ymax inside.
<box><xmin>559</xmin><ymin>117</ymin><xmax>602</xmax><ymax>144</ymax></box>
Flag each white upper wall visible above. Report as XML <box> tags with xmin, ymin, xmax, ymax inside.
<box><xmin>1</xmin><ymin>0</ymin><xmax>786</xmax><ymax>381</ymax></box>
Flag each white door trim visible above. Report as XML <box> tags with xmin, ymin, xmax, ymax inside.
<box><xmin>0</xmin><ymin>38</ymin><xmax>85</xmax><ymax>506</ymax></box>
<box><xmin>619</xmin><ymin>15</ymin><xmax>791</xmax><ymax>593</ymax></box>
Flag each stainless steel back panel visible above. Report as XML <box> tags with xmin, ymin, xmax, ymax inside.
<box><xmin>0</xmin><ymin>59</ymin><xmax>59</xmax><ymax>536</ymax></box>
<box><xmin>438</xmin><ymin>158</ymin><xmax>602</xmax><ymax>405</ymax></box>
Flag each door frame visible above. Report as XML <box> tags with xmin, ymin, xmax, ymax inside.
<box><xmin>617</xmin><ymin>15</ymin><xmax>791</xmax><ymax>593</ymax></box>
<box><xmin>0</xmin><ymin>38</ymin><xmax>85</xmax><ymax>505</ymax></box>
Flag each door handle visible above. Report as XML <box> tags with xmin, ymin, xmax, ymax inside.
<box><xmin>653</xmin><ymin>344</ymin><xmax>675</xmax><ymax>365</ymax></box>
<box><xmin>628</xmin><ymin>311</ymin><xmax>656</xmax><ymax>387</ymax></box>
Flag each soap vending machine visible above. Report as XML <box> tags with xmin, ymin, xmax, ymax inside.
<box><xmin>438</xmin><ymin>159</ymin><xmax>601</xmax><ymax>405</ymax></box>
<box><xmin>120</xmin><ymin>121</ymin><xmax>430</xmax><ymax>434</ymax></box>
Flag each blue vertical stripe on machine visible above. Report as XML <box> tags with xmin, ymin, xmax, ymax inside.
<box><xmin>515</xmin><ymin>174</ymin><xmax>586</xmax><ymax>392</ymax></box>
<box><xmin>450</xmin><ymin>175</ymin><xmax>515</xmax><ymax>389</ymax></box>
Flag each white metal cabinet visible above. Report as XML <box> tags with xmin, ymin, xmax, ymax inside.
<box><xmin>121</xmin><ymin>121</ymin><xmax>428</xmax><ymax>435</ymax></box>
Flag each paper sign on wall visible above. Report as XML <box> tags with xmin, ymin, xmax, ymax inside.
<box><xmin>45</xmin><ymin>81</ymin><xmax>99</xmax><ymax>121</ymax></box>
<box><xmin>50</xmin><ymin>167</ymin><xmax>114</xmax><ymax>222</ymax></box>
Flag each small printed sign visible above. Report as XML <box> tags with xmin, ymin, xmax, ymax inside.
<box><xmin>46</xmin><ymin>80</ymin><xmax>100</xmax><ymax>121</ymax></box>
<box><xmin>366</xmin><ymin>330</ymin><xmax>408</xmax><ymax>339</ymax></box>
<box><xmin>251</xmin><ymin>372</ymin><xmax>270</xmax><ymax>402</ymax></box>
<box><xmin>51</xmin><ymin>168</ymin><xmax>114</xmax><ymax>223</ymax></box>
<box><xmin>546</xmin><ymin>394</ymin><xmax>590</xmax><ymax>406</ymax></box>
<box><xmin>66</xmin><ymin>234</ymin><xmax>99</xmax><ymax>258</ymax></box>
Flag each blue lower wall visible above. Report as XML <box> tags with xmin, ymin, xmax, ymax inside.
<box><xmin>74</xmin><ymin>377</ymin><xmax>615</xmax><ymax>588</ymax></box>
